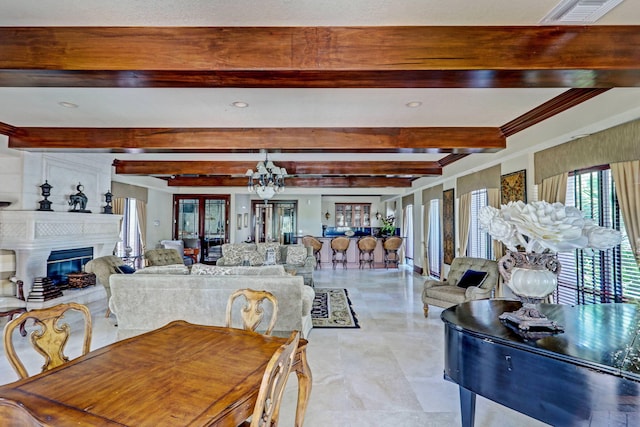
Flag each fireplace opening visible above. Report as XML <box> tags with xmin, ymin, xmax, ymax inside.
<box><xmin>47</xmin><ymin>247</ymin><xmax>93</xmax><ymax>287</ymax></box>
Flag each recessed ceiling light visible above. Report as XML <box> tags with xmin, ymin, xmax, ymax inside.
<box><xmin>232</xmin><ymin>101</ymin><xmax>249</xmax><ymax>108</ymax></box>
<box><xmin>406</xmin><ymin>101</ymin><xmax>422</xmax><ymax>108</ymax></box>
<box><xmin>58</xmin><ymin>101</ymin><xmax>78</xmax><ymax>108</ymax></box>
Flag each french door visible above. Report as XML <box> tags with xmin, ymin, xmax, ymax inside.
<box><xmin>251</xmin><ymin>200</ymin><xmax>297</xmax><ymax>244</ymax></box>
<box><xmin>173</xmin><ymin>195</ymin><xmax>229</xmax><ymax>263</ymax></box>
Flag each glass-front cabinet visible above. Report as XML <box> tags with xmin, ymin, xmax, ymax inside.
<box><xmin>173</xmin><ymin>195</ymin><xmax>229</xmax><ymax>263</ymax></box>
<box><xmin>335</xmin><ymin>203</ymin><xmax>371</xmax><ymax>227</ymax></box>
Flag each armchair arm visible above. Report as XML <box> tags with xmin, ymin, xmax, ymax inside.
<box><xmin>424</xmin><ymin>279</ymin><xmax>449</xmax><ymax>290</ymax></box>
<box><xmin>464</xmin><ymin>286</ymin><xmax>493</xmax><ymax>300</ymax></box>
<box><xmin>215</xmin><ymin>256</ymin><xmax>230</xmax><ymax>266</ymax></box>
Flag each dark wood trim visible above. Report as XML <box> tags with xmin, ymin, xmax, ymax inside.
<box><xmin>167</xmin><ymin>176</ymin><xmax>413</xmax><ymax>188</ymax></box>
<box><xmin>500</xmin><ymin>88</ymin><xmax>611</xmax><ymax>137</ymax></box>
<box><xmin>1</xmin><ymin>27</ymin><xmax>640</xmax><ymax>89</ymax></box>
<box><xmin>114</xmin><ymin>159</ymin><xmax>442</xmax><ymax>176</ymax></box>
<box><xmin>0</xmin><ymin>121</ymin><xmax>17</xmax><ymax>136</ymax></box>
<box><xmin>413</xmin><ymin>264</ymin><xmax>423</xmax><ymax>275</ymax></box>
<box><xmin>438</xmin><ymin>154</ymin><xmax>470</xmax><ymax>167</ymax></box>
<box><xmin>9</xmin><ymin>127</ymin><xmax>505</xmax><ymax>152</ymax></box>
<box><xmin>1</xmin><ymin>69</ymin><xmax>639</xmax><ymax>89</ymax></box>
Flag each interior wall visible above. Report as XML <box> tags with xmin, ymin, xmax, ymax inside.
<box><xmin>145</xmin><ymin>188</ymin><xmax>173</xmax><ymax>249</ymax></box>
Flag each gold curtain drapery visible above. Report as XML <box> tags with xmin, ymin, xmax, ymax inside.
<box><xmin>487</xmin><ymin>188</ymin><xmax>504</xmax><ymax>297</ymax></box>
<box><xmin>539</xmin><ymin>173</ymin><xmax>568</xmax><ymax>204</ymax></box>
<box><xmin>611</xmin><ymin>160</ymin><xmax>640</xmax><ymax>265</ymax></box>
<box><xmin>422</xmin><ymin>202</ymin><xmax>431</xmax><ymax>276</ymax></box>
<box><xmin>136</xmin><ymin>201</ymin><xmax>147</xmax><ymax>254</ymax></box>
<box><xmin>458</xmin><ymin>193</ymin><xmax>471</xmax><ymax>258</ymax></box>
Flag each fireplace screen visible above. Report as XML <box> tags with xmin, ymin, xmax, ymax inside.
<box><xmin>47</xmin><ymin>247</ymin><xmax>94</xmax><ymax>287</ymax></box>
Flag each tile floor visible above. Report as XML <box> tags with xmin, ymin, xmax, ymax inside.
<box><xmin>2</xmin><ymin>267</ymin><xmax>627</xmax><ymax>426</ymax></box>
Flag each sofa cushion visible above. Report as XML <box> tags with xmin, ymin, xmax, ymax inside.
<box><xmin>286</xmin><ymin>245</ymin><xmax>307</xmax><ymax>266</ymax></box>
<box><xmin>134</xmin><ymin>264</ymin><xmax>189</xmax><ymax>275</ymax></box>
<box><xmin>191</xmin><ymin>263</ymin><xmax>286</xmax><ymax>276</ymax></box>
<box><xmin>221</xmin><ymin>243</ymin><xmax>262</xmax><ymax>265</ymax></box>
<box><xmin>456</xmin><ymin>269</ymin><xmax>488</xmax><ymax>288</ymax></box>
<box><xmin>256</xmin><ymin>242</ymin><xmax>282</xmax><ymax>264</ymax></box>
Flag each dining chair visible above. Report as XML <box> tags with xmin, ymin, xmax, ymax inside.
<box><xmin>244</xmin><ymin>330</ymin><xmax>300</xmax><ymax>427</ymax></box>
<box><xmin>3</xmin><ymin>302</ymin><xmax>92</xmax><ymax>379</ymax></box>
<box><xmin>225</xmin><ymin>289</ymin><xmax>279</xmax><ymax>336</ymax></box>
<box><xmin>0</xmin><ymin>397</ymin><xmax>48</xmax><ymax>426</ymax></box>
<box><xmin>0</xmin><ymin>278</ymin><xmax>27</xmax><ymax>337</ymax></box>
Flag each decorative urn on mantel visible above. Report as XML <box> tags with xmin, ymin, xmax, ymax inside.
<box><xmin>479</xmin><ymin>201</ymin><xmax>622</xmax><ymax>332</ymax></box>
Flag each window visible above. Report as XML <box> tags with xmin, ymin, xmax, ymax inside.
<box><xmin>556</xmin><ymin>167</ymin><xmax>640</xmax><ymax>304</ymax></box>
<box><xmin>115</xmin><ymin>198</ymin><xmax>143</xmax><ymax>268</ymax></box>
<box><xmin>468</xmin><ymin>189</ymin><xmax>494</xmax><ymax>259</ymax></box>
<box><xmin>428</xmin><ymin>199</ymin><xmax>442</xmax><ymax>278</ymax></box>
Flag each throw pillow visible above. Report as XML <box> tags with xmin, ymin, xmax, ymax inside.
<box><xmin>115</xmin><ymin>265</ymin><xmax>136</xmax><ymax>274</ymax></box>
<box><xmin>256</xmin><ymin>242</ymin><xmax>283</xmax><ymax>264</ymax></box>
<box><xmin>286</xmin><ymin>245</ymin><xmax>307</xmax><ymax>265</ymax></box>
<box><xmin>456</xmin><ymin>269</ymin><xmax>488</xmax><ymax>289</ymax></box>
<box><xmin>190</xmin><ymin>264</ymin><xmax>233</xmax><ymax>275</ymax></box>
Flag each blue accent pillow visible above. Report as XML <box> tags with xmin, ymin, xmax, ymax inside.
<box><xmin>456</xmin><ymin>269</ymin><xmax>488</xmax><ymax>288</ymax></box>
<box><xmin>116</xmin><ymin>265</ymin><xmax>136</xmax><ymax>274</ymax></box>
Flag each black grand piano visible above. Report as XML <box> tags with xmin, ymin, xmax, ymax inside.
<box><xmin>442</xmin><ymin>300</ymin><xmax>640</xmax><ymax>426</ymax></box>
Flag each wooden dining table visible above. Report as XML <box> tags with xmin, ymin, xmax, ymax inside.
<box><xmin>0</xmin><ymin>320</ymin><xmax>312</xmax><ymax>426</ymax></box>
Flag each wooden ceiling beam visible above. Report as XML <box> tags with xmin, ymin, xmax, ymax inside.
<box><xmin>1</xmin><ymin>26</ymin><xmax>640</xmax><ymax>88</ymax></box>
<box><xmin>113</xmin><ymin>160</ymin><xmax>442</xmax><ymax>176</ymax></box>
<box><xmin>167</xmin><ymin>176</ymin><xmax>414</xmax><ymax>188</ymax></box>
<box><xmin>9</xmin><ymin>127</ymin><xmax>505</xmax><ymax>152</ymax></box>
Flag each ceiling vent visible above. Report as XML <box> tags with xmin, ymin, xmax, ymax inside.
<box><xmin>540</xmin><ymin>0</ymin><xmax>624</xmax><ymax>24</ymax></box>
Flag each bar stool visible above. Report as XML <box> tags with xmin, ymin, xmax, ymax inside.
<box><xmin>330</xmin><ymin>236</ymin><xmax>350</xmax><ymax>270</ymax></box>
<box><xmin>383</xmin><ymin>236</ymin><xmax>403</xmax><ymax>269</ymax></box>
<box><xmin>301</xmin><ymin>235</ymin><xmax>323</xmax><ymax>269</ymax></box>
<box><xmin>357</xmin><ymin>236</ymin><xmax>377</xmax><ymax>269</ymax></box>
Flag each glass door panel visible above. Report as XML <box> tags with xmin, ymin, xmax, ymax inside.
<box><xmin>174</xmin><ymin>195</ymin><xmax>229</xmax><ymax>264</ymax></box>
<box><xmin>204</xmin><ymin>199</ymin><xmax>227</xmax><ymax>262</ymax></box>
<box><xmin>177</xmin><ymin>199</ymin><xmax>199</xmax><ymax>239</ymax></box>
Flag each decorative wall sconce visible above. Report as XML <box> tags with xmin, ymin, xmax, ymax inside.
<box><xmin>325</xmin><ymin>210</ymin><xmax>331</xmax><ymax>220</ymax></box>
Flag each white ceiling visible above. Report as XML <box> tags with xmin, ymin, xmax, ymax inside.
<box><xmin>1</xmin><ymin>1</ymin><xmax>639</xmax><ymax>180</ymax></box>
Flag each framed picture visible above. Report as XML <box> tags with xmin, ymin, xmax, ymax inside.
<box><xmin>442</xmin><ymin>188</ymin><xmax>455</xmax><ymax>265</ymax></box>
<box><xmin>237</xmin><ymin>214</ymin><xmax>242</xmax><ymax>230</ymax></box>
<box><xmin>243</xmin><ymin>213</ymin><xmax>249</xmax><ymax>228</ymax></box>
<box><xmin>501</xmin><ymin>169</ymin><xmax>527</xmax><ymax>205</ymax></box>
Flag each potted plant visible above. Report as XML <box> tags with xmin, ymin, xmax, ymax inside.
<box><xmin>380</xmin><ymin>216</ymin><xmax>396</xmax><ymax>237</ymax></box>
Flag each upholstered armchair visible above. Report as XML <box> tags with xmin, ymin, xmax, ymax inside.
<box><xmin>422</xmin><ymin>257</ymin><xmax>499</xmax><ymax>316</ymax></box>
<box><xmin>84</xmin><ymin>255</ymin><xmax>128</xmax><ymax>317</ymax></box>
<box><xmin>144</xmin><ymin>248</ymin><xmax>185</xmax><ymax>266</ymax></box>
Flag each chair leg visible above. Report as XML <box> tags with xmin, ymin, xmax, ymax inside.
<box><xmin>423</xmin><ymin>304</ymin><xmax>429</xmax><ymax>317</ymax></box>
<box><xmin>105</xmin><ymin>307</ymin><xmax>111</xmax><ymax>318</ymax></box>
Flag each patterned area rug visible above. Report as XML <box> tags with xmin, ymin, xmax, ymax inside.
<box><xmin>311</xmin><ymin>288</ymin><xmax>360</xmax><ymax>328</ymax></box>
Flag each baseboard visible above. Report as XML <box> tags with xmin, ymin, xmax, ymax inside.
<box><xmin>413</xmin><ymin>264</ymin><xmax>423</xmax><ymax>275</ymax></box>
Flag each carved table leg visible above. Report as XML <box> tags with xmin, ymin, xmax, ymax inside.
<box><xmin>293</xmin><ymin>344</ymin><xmax>312</xmax><ymax>427</ymax></box>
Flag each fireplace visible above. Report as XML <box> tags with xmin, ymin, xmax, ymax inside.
<box><xmin>47</xmin><ymin>247</ymin><xmax>94</xmax><ymax>287</ymax></box>
<box><xmin>0</xmin><ymin>211</ymin><xmax>122</xmax><ymax>308</ymax></box>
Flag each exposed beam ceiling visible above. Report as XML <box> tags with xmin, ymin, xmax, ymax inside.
<box><xmin>0</xmin><ymin>25</ymin><xmax>636</xmax><ymax>188</ymax></box>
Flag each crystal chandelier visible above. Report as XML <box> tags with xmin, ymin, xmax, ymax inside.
<box><xmin>245</xmin><ymin>153</ymin><xmax>287</xmax><ymax>201</ymax></box>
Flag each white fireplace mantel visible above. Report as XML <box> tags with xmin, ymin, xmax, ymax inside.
<box><xmin>0</xmin><ymin>211</ymin><xmax>122</xmax><ymax>302</ymax></box>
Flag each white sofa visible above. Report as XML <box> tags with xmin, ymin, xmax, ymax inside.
<box><xmin>109</xmin><ymin>269</ymin><xmax>314</xmax><ymax>340</ymax></box>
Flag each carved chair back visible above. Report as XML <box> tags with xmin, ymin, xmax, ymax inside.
<box><xmin>3</xmin><ymin>302</ymin><xmax>92</xmax><ymax>379</ymax></box>
<box><xmin>246</xmin><ymin>331</ymin><xmax>300</xmax><ymax>427</ymax></box>
<box><xmin>226</xmin><ymin>289</ymin><xmax>279</xmax><ymax>336</ymax></box>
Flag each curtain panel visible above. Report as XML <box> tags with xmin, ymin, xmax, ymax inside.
<box><xmin>539</xmin><ymin>173</ymin><xmax>568</xmax><ymax>204</ymax></box>
<box><xmin>111</xmin><ymin>182</ymin><xmax>148</xmax><ymax>203</ymax></box>
<box><xmin>611</xmin><ymin>160</ymin><xmax>640</xmax><ymax>265</ymax></box>
<box><xmin>458</xmin><ymin>193</ymin><xmax>471</xmax><ymax>257</ymax></box>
